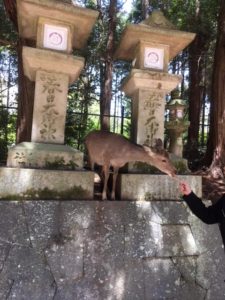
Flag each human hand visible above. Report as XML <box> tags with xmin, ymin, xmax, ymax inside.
<box><xmin>179</xmin><ymin>181</ymin><xmax>192</xmax><ymax>196</ymax></box>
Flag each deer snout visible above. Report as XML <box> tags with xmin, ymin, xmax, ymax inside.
<box><xmin>169</xmin><ymin>168</ymin><xmax>177</xmax><ymax>178</ymax></box>
<box><xmin>167</xmin><ymin>165</ymin><xmax>177</xmax><ymax>178</ymax></box>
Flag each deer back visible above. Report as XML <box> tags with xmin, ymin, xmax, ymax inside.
<box><xmin>85</xmin><ymin>130</ymin><xmax>144</xmax><ymax>167</ymax></box>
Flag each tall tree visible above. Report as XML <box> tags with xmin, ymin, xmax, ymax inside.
<box><xmin>186</xmin><ymin>2</ymin><xmax>211</xmax><ymax>157</ymax></box>
<box><xmin>162</xmin><ymin>0</ymin><xmax>217</xmax><ymax>163</ymax></box>
<box><xmin>3</xmin><ymin>0</ymin><xmax>35</xmax><ymax>143</ymax></box>
<box><xmin>98</xmin><ymin>0</ymin><xmax>118</xmax><ymax>131</ymax></box>
<box><xmin>205</xmin><ymin>0</ymin><xmax>225</xmax><ymax>176</ymax></box>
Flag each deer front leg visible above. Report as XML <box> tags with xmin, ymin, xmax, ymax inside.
<box><xmin>102</xmin><ymin>163</ymin><xmax>110</xmax><ymax>200</ymax></box>
<box><xmin>111</xmin><ymin>167</ymin><xmax>119</xmax><ymax>200</ymax></box>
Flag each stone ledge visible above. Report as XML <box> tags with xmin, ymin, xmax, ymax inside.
<box><xmin>117</xmin><ymin>174</ymin><xmax>202</xmax><ymax>200</ymax></box>
<box><xmin>0</xmin><ymin>167</ymin><xmax>94</xmax><ymax>200</ymax></box>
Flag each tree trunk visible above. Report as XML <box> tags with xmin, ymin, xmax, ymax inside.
<box><xmin>187</xmin><ymin>33</ymin><xmax>207</xmax><ymax>160</ymax></box>
<box><xmin>3</xmin><ymin>0</ymin><xmax>35</xmax><ymax>143</ymax></box>
<box><xmin>205</xmin><ymin>0</ymin><xmax>225</xmax><ymax>176</ymax></box>
<box><xmin>100</xmin><ymin>0</ymin><xmax>117</xmax><ymax>131</ymax></box>
<box><xmin>3</xmin><ymin>0</ymin><xmax>17</xmax><ymax>30</ymax></box>
<box><xmin>16</xmin><ymin>38</ymin><xmax>35</xmax><ymax>143</ymax></box>
<box><xmin>141</xmin><ymin>0</ymin><xmax>149</xmax><ymax>19</ymax></box>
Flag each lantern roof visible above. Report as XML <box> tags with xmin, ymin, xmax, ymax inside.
<box><xmin>17</xmin><ymin>0</ymin><xmax>99</xmax><ymax>49</ymax></box>
<box><xmin>114</xmin><ymin>10</ymin><xmax>196</xmax><ymax>61</ymax></box>
<box><xmin>167</xmin><ymin>98</ymin><xmax>187</xmax><ymax>107</ymax></box>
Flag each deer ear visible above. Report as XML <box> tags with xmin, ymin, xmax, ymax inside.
<box><xmin>142</xmin><ymin>145</ymin><xmax>154</xmax><ymax>155</ymax></box>
<box><xmin>153</xmin><ymin>138</ymin><xmax>163</xmax><ymax>150</ymax></box>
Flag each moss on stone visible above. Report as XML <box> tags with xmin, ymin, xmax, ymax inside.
<box><xmin>45</xmin><ymin>158</ymin><xmax>79</xmax><ymax>170</ymax></box>
<box><xmin>144</xmin><ymin>192</ymin><xmax>156</xmax><ymax>201</ymax></box>
<box><xmin>0</xmin><ymin>185</ymin><xmax>89</xmax><ymax>200</ymax></box>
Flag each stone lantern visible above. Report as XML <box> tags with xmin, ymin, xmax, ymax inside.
<box><xmin>114</xmin><ymin>10</ymin><xmax>195</xmax><ymax>147</ymax></box>
<box><xmin>7</xmin><ymin>0</ymin><xmax>99</xmax><ymax>169</ymax></box>
<box><xmin>165</xmin><ymin>90</ymin><xmax>190</xmax><ymax>157</ymax></box>
<box><xmin>1</xmin><ymin>0</ymin><xmax>99</xmax><ymax>200</ymax></box>
<box><xmin>114</xmin><ymin>10</ymin><xmax>195</xmax><ymax>200</ymax></box>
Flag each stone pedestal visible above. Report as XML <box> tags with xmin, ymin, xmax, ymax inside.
<box><xmin>122</xmin><ymin>69</ymin><xmax>181</xmax><ymax>145</ymax></box>
<box><xmin>22</xmin><ymin>46</ymin><xmax>84</xmax><ymax>144</ymax></box>
<box><xmin>7</xmin><ymin>142</ymin><xmax>83</xmax><ymax>169</ymax></box>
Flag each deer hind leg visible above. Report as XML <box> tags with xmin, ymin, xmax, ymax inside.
<box><xmin>86</xmin><ymin>150</ymin><xmax>94</xmax><ymax>171</ymax></box>
<box><xmin>111</xmin><ymin>167</ymin><xmax>119</xmax><ymax>200</ymax></box>
<box><xmin>102</xmin><ymin>163</ymin><xmax>110</xmax><ymax>200</ymax></box>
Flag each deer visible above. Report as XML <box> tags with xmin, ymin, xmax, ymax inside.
<box><xmin>85</xmin><ymin>130</ymin><xmax>177</xmax><ymax>200</ymax></box>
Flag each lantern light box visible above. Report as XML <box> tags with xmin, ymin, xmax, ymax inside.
<box><xmin>43</xmin><ymin>24</ymin><xmax>68</xmax><ymax>51</ymax></box>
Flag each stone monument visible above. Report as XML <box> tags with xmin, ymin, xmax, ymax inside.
<box><xmin>114</xmin><ymin>10</ymin><xmax>195</xmax><ymax>146</ymax></box>
<box><xmin>0</xmin><ymin>0</ymin><xmax>99</xmax><ymax>199</ymax></box>
<box><xmin>7</xmin><ymin>0</ymin><xmax>98</xmax><ymax>169</ymax></box>
<box><xmin>114</xmin><ymin>10</ymin><xmax>198</xmax><ymax>200</ymax></box>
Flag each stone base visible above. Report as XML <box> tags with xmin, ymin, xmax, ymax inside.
<box><xmin>0</xmin><ymin>167</ymin><xmax>94</xmax><ymax>200</ymax></box>
<box><xmin>7</xmin><ymin>142</ymin><xmax>84</xmax><ymax>169</ymax></box>
<box><xmin>117</xmin><ymin>174</ymin><xmax>202</xmax><ymax>201</ymax></box>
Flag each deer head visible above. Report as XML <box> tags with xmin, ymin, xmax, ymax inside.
<box><xmin>143</xmin><ymin>139</ymin><xmax>176</xmax><ymax>177</ymax></box>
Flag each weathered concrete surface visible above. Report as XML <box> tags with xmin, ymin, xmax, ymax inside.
<box><xmin>0</xmin><ymin>200</ymin><xmax>224</xmax><ymax>299</ymax></box>
<box><xmin>118</xmin><ymin>174</ymin><xmax>202</xmax><ymax>200</ymax></box>
<box><xmin>0</xmin><ymin>168</ymin><xmax>94</xmax><ymax>200</ymax></box>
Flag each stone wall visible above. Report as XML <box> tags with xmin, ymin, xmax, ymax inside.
<box><xmin>0</xmin><ymin>200</ymin><xmax>224</xmax><ymax>299</ymax></box>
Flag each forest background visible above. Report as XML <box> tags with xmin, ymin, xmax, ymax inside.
<box><xmin>1</xmin><ymin>0</ymin><xmax>225</xmax><ymax>179</ymax></box>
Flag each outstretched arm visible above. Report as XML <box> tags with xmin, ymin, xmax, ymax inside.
<box><xmin>179</xmin><ymin>181</ymin><xmax>223</xmax><ymax>224</ymax></box>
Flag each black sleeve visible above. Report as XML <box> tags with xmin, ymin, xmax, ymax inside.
<box><xmin>183</xmin><ymin>192</ymin><xmax>224</xmax><ymax>224</ymax></box>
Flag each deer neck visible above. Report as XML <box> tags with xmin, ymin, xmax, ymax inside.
<box><xmin>126</xmin><ymin>145</ymin><xmax>149</xmax><ymax>163</ymax></box>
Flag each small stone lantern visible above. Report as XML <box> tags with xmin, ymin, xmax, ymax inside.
<box><xmin>165</xmin><ymin>90</ymin><xmax>190</xmax><ymax>157</ymax></box>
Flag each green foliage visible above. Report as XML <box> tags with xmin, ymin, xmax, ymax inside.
<box><xmin>173</xmin><ymin>160</ymin><xmax>190</xmax><ymax>174</ymax></box>
<box><xmin>0</xmin><ymin>49</ymin><xmax>18</xmax><ymax>163</ymax></box>
<box><xmin>65</xmin><ymin>0</ymin><xmax>132</xmax><ymax>146</ymax></box>
<box><xmin>0</xmin><ymin>107</ymin><xmax>17</xmax><ymax>163</ymax></box>
<box><xmin>0</xmin><ymin>0</ymin><xmax>18</xmax><ymax>163</ymax></box>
